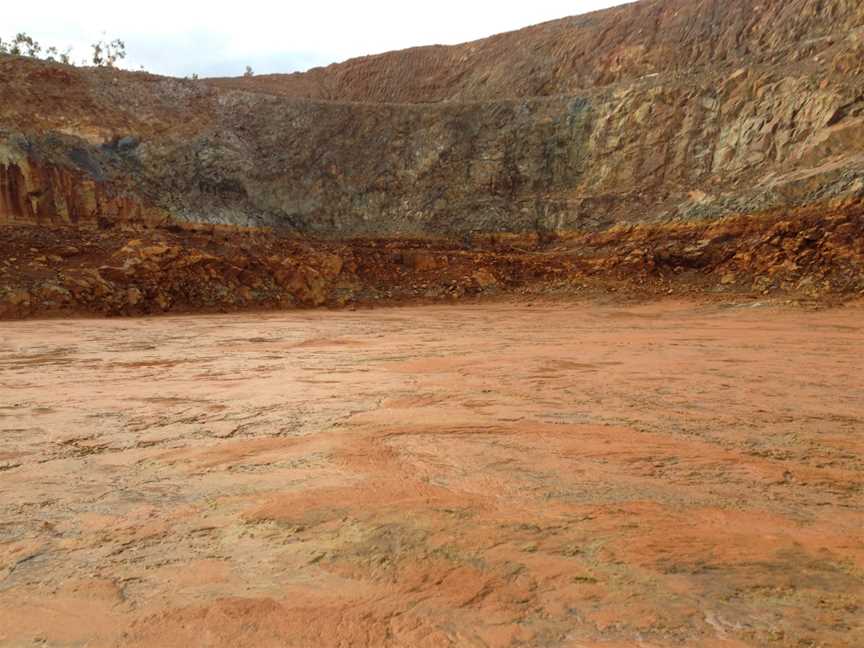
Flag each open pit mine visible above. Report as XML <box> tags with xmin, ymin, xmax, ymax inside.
<box><xmin>1</xmin><ymin>0</ymin><xmax>863</xmax><ymax>647</ymax></box>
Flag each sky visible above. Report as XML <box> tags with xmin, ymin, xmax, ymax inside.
<box><xmin>4</xmin><ymin>0</ymin><xmax>631</xmax><ymax>78</ymax></box>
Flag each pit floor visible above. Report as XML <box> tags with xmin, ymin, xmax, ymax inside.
<box><xmin>1</xmin><ymin>300</ymin><xmax>862</xmax><ymax>647</ymax></box>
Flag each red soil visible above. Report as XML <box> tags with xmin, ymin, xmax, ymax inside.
<box><xmin>0</xmin><ymin>300</ymin><xmax>861</xmax><ymax>647</ymax></box>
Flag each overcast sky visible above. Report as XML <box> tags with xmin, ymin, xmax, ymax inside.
<box><xmin>5</xmin><ymin>0</ymin><xmax>631</xmax><ymax>78</ymax></box>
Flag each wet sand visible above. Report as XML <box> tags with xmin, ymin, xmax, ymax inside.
<box><xmin>0</xmin><ymin>301</ymin><xmax>862</xmax><ymax>647</ymax></box>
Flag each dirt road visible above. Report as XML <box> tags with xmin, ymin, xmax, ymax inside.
<box><xmin>1</xmin><ymin>301</ymin><xmax>862</xmax><ymax>647</ymax></box>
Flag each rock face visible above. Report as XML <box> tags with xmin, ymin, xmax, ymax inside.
<box><xmin>0</xmin><ymin>0</ymin><xmax>863</xmax><ymax>317</ymax></box>
<box><xmin>0</xmin><ymin>146</ymin><xmax>166</xmax><ymax>227</ymax></box>
<box><xmin>2</xmin><ymin>200</ymin><xmax>862</xmax><ymax>318</ymax></box>
<box><xmin>1</xmin><ymin>0</ymin><xmax>863</xmax><ymax>239</ymax></box>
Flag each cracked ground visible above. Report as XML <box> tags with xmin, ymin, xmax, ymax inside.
<box><xmin>0</xmin><ymin>300</ymin><xmax>862</xmax><ymax>647</ymax></box>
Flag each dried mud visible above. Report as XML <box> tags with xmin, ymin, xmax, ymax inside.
<box><xmin>1</xmin><ymin>301</ymin><xmax>862</xmax><ymax>647</ymax></box>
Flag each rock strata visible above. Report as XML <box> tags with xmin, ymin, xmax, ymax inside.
<box><xmin>0</xmin><ymin>0</ymin><xmax>863</xmax><ymax>312</ymax></box>
<box><xmin>2</xmin><ymin>199</ymin><xmax>861</xmax><ymax>318</ymax></box>
<box><xmin>1</xmin><ymin>0</ymin><xmax>864</xmax><ymax>239</ymax></box>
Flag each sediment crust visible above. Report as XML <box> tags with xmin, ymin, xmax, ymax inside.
<box><xmin>2</xmin><ymin>301</ymin><xmax>862</xmax><ymax>647</ymax></box>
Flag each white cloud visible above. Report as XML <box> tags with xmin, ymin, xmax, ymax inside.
<box><xmin>4</xmin><ymin>0</ymin><xmax>630</xmax><ymax>77</ymax></box>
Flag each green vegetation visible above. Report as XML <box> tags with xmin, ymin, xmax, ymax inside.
<box><xmin>0</xmin><ymin>32</ymin><xmax>125</xmax><ymax>68</ymax></box>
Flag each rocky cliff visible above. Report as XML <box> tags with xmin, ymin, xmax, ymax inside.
<box><xmin>1</xmin><ymin>0</ymin><xmax>863</xmax><ymax>316</ymax></box>
<box><xmin>3</xmin><ymin>0</ymin><xmax>864</xmax><ymax>238</ymax></box>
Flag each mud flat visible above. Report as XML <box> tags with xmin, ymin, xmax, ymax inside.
<box><xmin>0</xmin><ymin>300</ymin><xmax>862</xmax><ymax>647</ymax></box>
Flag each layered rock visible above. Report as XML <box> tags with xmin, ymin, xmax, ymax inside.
<box><xmin>0</xmin><ymin>145</ymin><xmax>167</xmax><ymax>227</ymax></box>
<box><xmin>2</xmin><ymin>199</ymin><xmax>862</xmax><ymax>318</ymax></box>
<box><xmin>1</xmin><ymin>0</ymin><xmax>863</xmax><ymax>238</ymax></box>
<box><xmin>0</xmin><ymin>0</ymin><xmax>863</xmax><ymax>316</ymax></box>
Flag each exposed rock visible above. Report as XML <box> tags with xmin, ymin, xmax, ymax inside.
<box><xmin>0</xmin><ymin>0</ymin><xmax>862</xmax><ymax>316</ymax></box>
<box><xmin>401</xmin><ymin>251</ymin><xmax>443</xmax><ymax>272</ymax></box>
<box><xmin>0</xmin><ymin>199</ymin><xmax>860</xmax><ymax>318</ymax></box>
<box><xmin>126</xmin><ymin>286</ymin><xmax>142</xmax><ymax>306</ymax></box>
<box><xmin>6</xmin><ymin>288</ymin><xmax>30</xmax><ymax>306</ymax></box>
<box><xmin>472</xmin><ymin>268</ymin><xmax>498</xmax><ymax>290</ymax></box>
<box><xmin>0</xmin><ymin>0</ymin><xmax>862</xmax><ymax>238</ymax></box>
